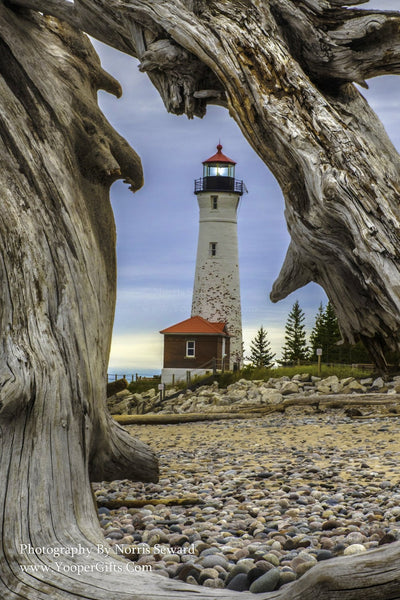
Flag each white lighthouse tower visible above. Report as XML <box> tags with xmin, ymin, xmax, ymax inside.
<box><xmin>192</xmin><ymin>144</ymin><xmax>245</xmax><ymax>369</ymax></box>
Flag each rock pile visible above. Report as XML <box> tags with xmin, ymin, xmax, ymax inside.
<box><xmin>107</xmin><ymin>373</ymin><xmax>400</xmax><ymax>416</ymax></box>
<box><xmin>107</xmin><ymin>387</ymin><xmax>161</xmax><ymax>415</ymax></box>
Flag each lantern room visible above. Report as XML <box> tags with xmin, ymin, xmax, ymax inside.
<box><xmin>194</xmin><ymin>143</ymin><xmax>245</xmax><ymax>195</ymax></box>
<box><xmin>202</xmin><ymin>144</ymin><xmax>236</xmax><ymax>178</ymax></box>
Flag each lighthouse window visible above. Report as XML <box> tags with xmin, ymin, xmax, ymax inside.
<box><xmin>186</xmin><ymin>341</ymin><xmax>195</xmax><ymax>357</ymax></box>
<box><xmin>209</xmin><ymin>242</ymin><xmax>217</xmax><ymax>257</ymax></box>
<box><xmin>211</xmin><ymin>196</ymin><xmax>218</xmax><ymax>210</ymax></box>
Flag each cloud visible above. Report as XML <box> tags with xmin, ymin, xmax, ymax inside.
<box><xmin>113</xmin><ymin>286</ymin><xmax>192</xmax><ymax>332</ymax></box>
<box><xmin>363</xmin><ymin>0</ymin><xmax>399</xmax><ymax>9</ymax></box>
<box><xmin>243</xmin><ymin>325</ymin><xmax>288</xmax><ymax>360</ymax></box>
<box><xmin>109</xmin><ymin>333</ymin><xmax>163</xmax><ymax>373</ymax></box>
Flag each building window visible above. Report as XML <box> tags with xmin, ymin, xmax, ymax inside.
<box><xmin>209</xmin><ymin>242</ymin><xmax>217</xmax><ymax>257</ymax></box>
<box><xmin>186</xmin><ymin>340</ymin><xmax>195</xmax><ymax>357</ymax></box>
<box><xmin>211</xmin><ymin>195</ymin><xmax>218</xmax><ymax>210</ymax></box>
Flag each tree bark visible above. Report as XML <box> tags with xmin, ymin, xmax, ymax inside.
<box><xmin>0</xmin><ymin>5</ymin><xmax>162</xmax><ymax>598</ymax></box>
<box><xmin>2</xmin><ymin>0</ymin><xmax>400</xmax><ymax>598</ymax></box>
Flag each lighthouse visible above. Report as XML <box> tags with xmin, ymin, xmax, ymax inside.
<box><xmin>192</xmin><ymin>144</ymin><xmax>245</xmax><ymax>369</ymax></box>
<box><xmin>160</xmin><ymin>144</ymin><xmax>246</xmax><ymax>385</ymax></box>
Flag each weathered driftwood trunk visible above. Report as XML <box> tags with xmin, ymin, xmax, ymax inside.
<box><xmin>3</xmin><ymin>0</ymin><xmax>400</xmax><ymax>598</ymax></box>
<box><xmin>0</xmin><ymin>5</ymin><xmax>162</xmax><ymax>598</ymax></box>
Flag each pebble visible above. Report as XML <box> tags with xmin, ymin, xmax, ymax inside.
<box><xmin>249</xmin><ymin>568</ymin><xmax>280</xmax><ymax>593</ymax></box>
<box><xmin>226</xmin><ymin>572</ymin><xmax>250</xmax><ymax>591</ymax></box>
<box><xmin>201</xmin><ymin>554</ymin><xmax>229</xmax><ymax>570</ymax></box>
<box><xmin>93</xmin><ymin>407</ymin><xmax>400</xmax><ymax>592</ymax></box>
<box><xmin>316</xmin><ymin>550</ymin><xmax>333</xmax><ymax>561</ymax></box>
<box><xmin>343</xmin><ymin>544</ymin><xmax>367</xmax><ymax>555</ymax></box>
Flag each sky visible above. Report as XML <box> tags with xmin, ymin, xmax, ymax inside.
<box><xmin>92</xmin><ymin>1</ymin><xmax>400</xmax><ymax>376</ymax></box>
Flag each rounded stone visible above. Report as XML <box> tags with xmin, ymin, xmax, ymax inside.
<box><xmin>322</xmin><ymin>519</ymin><xmax>341</xmax><ymax>530</ymax></box>
<box><xmin>237</xmin><ymin>558</ymin><xmax>256</xmax><ymax>571</ymax></box>
<box><xmin>279</xmin><ymin>570</ymin><xmax>297</xmax><ymax>585</ymax></box>
<box><xmin>169</xmin><ymin>534</ymin><xmax>189</xmax><ymax>546</ymax></box>
<box><xmin>343</xmin><ymin>544</ymin><xmax>367</xmax><ymax>556</ymax></box>
<box><xmin>203</xmin><ymin>578</ymin><xmax>225</xmax><ymax>588</ymax></box>
<box><xmin>105</xmin><ymin>530</ymin><xmax>124</xmax><ymax>540</ymax></box>
<box><xmin>333</xmin><ymin>543</ymin><xmax>346</xmax><ymax>555</ymax></box>
<box><xmin>316</xmin><ymin>550</ymin><xmax>333</xmax><ymax>561</ymax></box>
<box><xmin>249</xmin><ymin>568</ymin><xmax>281</xmax><ymax>593</ymax></box>
<box><xmin>233</xmin><ymin>548</ymin><xmax>249</xmax><ymax>560</ymax></box>
<box><xmin>262</xmin><ymin>553</ymin><xmax>280</xmax><ymax>567</ymax></box>
<box><xmin>163</xmin><ymin>554</ymin><xmax>180</xmax><ymax>564</ymax></box>
<box><xmin>176</xmin><ymin>564</ymin><xmax>201</xmax><ymax>582</ymax></box>
<box><xmin>226</xmin><ymin>573</ymin><xmax>250</xmax><ymax>591</ymax></box>
<box><xmin>201</xmin><ymin>554</ymin><xmax>230</xmax><ymax>570</ymax></box>
<box><xmin>345</xmin><ymin>532</ymin><xmax>365</xmax><ymax>545</ymax></box>
<box><xmin>198</xmin><ymin>568</ymin><xmax>219</xmax><ymax>584</ymax></box>
<box><xmin>247</xmin><ymin>567</ymin><xmax>268</xmax><ymax>585</ymax></box>
<box><xmin>294</xmin><ymin>561</ymin><xmax>317</xmax><ymax>576</ymax></box>
<box><xmin>98</xmin><ymin>507</ymin><xmax>111</xmax><ymax>516</ymax></box>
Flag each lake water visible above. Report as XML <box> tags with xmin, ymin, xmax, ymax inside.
<box><xmin>107</xmin><ymin>368</ymin><xmax>161</xmax><ymax>382</ymax></box>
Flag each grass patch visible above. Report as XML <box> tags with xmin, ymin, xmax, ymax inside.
<box><xmin>128</xmin><ymin>377</ymin><xmax>161</xmax><ymax>395</ymax></box>
<box><xmin>215</xmin><ymin>364</ymin><xmax>374</xmax><ymax>387</ymax></box>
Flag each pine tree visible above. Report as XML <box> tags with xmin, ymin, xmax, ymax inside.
<box><xmin>248</xmin><ymin>326</ymin><xmax>275</xmax><ymax>368</ymax></box>
<box><xmin>310</xmin><ymin>302</ymin><xmax>325</xmax><ymax>354</ymax></box>
<box><xmin>322</xmin><ymin>301</ymin><xmax>342</xmax><ymax>361</ymax></box>
<box><xmin>310</xmin><ymin>301</ymin><xmax>341</xmax><ymax>362</ymax></box>
<box><xmin>280</xmin><ymin>300</ymin><xmax>309</xmax><ymax>364</ymax></box>
<box><xmin>310</xmin><ymin>301</ymin><xmax>372</xmax><ymax>364</ymax></box>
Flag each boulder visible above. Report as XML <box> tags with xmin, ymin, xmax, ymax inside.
<box><xmin>292</xmin><ymin>373</ymin><xmax>311</xmax><ymax>382</ymax></box>
<box><xmin>198</xmin><ymin>389</ymin><xmax>216</xmax><ymax>397</ymax></box>
<box><xmin>280</xmin><ymin>381</ymin><xmax>299</xmax><ymax>395</ymax></box>
<box><xmin>342</xmin><ymin>380</ymin><xmax>367</xmax><ymax>393</ymax></box>
<box><xmin>109</xmin><ymin>397</ymin><xmax>132</xmax><ymax>415</ymax></box>
<box><xmin>316</xmin><ymin>385</ymin><xmax>331</xmax><ymax>394</ymax></box>
<box><xmin>116</xmin><ymin>389</ymin><xmax>132</xmax><ymax>399</ymax></box>
<box><xmin>317</xmin><ymin>375</ymin><xmax>340</xmax><ymax>393</ymax></box>
<box><xmin>260</xmin><ymin>389</ymin><xmax>283</xmax><ymax>404</ymax></box>
<box><xmin>371</xmin><ymin>377</ymin><xmax>385</xmax><ymax>390</ymax></box>
<box><xmin>227</xmin><ymin>390</ymin><xmax>248</xmax><ymax>402</ymax></box>
<box><xmin>143</xmin><ymin>387</ymin><xmax>156</xmax><ymax>399</ymax></box>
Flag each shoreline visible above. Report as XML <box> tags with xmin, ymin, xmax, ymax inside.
<box><xmin>93</xmin><ymin>407</ymin><xmax>400</xmax><ymax>592</ymax></box>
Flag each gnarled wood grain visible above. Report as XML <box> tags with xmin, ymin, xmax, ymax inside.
<box><xmin>0</xmin><ymin>5</ymin><xmax>160</xmax><ymax>598</ymax></box>
<box><xmin>2</xmin><ymin>0</ymin><xmax>400</xmax><ymax>598</ymax></box>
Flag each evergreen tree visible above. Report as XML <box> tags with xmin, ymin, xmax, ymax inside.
<box><xmin>280</xmin><ymin>300</ymin><xmax>309</xmax><ymax>364</ymax></box>
<box><xmin>310</xmin><ymin>301</ymin><xmax>372</xmax><ymax>364</ymax></box>
<box><xmin>310</xmin><ymin>301</ymin><xmax>341</xmax><ymax>362</ymax></box>
<box><xmin>248</xmin><ymin>326</ymin><xmax>275</xmax><ymax>368</ymax></box>
<box><xmin>309</xmin><ymin>302</ymin><xmax>325</xmax><ymax>354</ymax></box>
<box><xmin>322</xmin><ymin>301</ymin><xmax>342</xmax><ymax>361</ymax></box>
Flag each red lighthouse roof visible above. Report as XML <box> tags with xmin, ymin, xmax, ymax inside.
<box><xmin>203</xmin><ymin>143</ymin><xmax>236</xmax><ymax>165</ymax></box>
<box><xmin>160</xmin><ymin>316</ymin><xmax>229</xmax><ymax>336</ymax></box>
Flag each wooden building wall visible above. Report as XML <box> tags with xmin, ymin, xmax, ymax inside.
<box><xmin>163</xmin><ymin>334</ymin><xmax>230</xmax><ymax>369</ymax></box>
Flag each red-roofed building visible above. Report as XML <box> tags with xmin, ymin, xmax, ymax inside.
<box><xmin>160</xmin><ymin>315</ymin><xmax>227</xmax><ymax>336</ymax></box>
<box><xmin>160</xmin><ymin>316</ymin><xmax>230</xmax><ymax>384</ymax></box>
